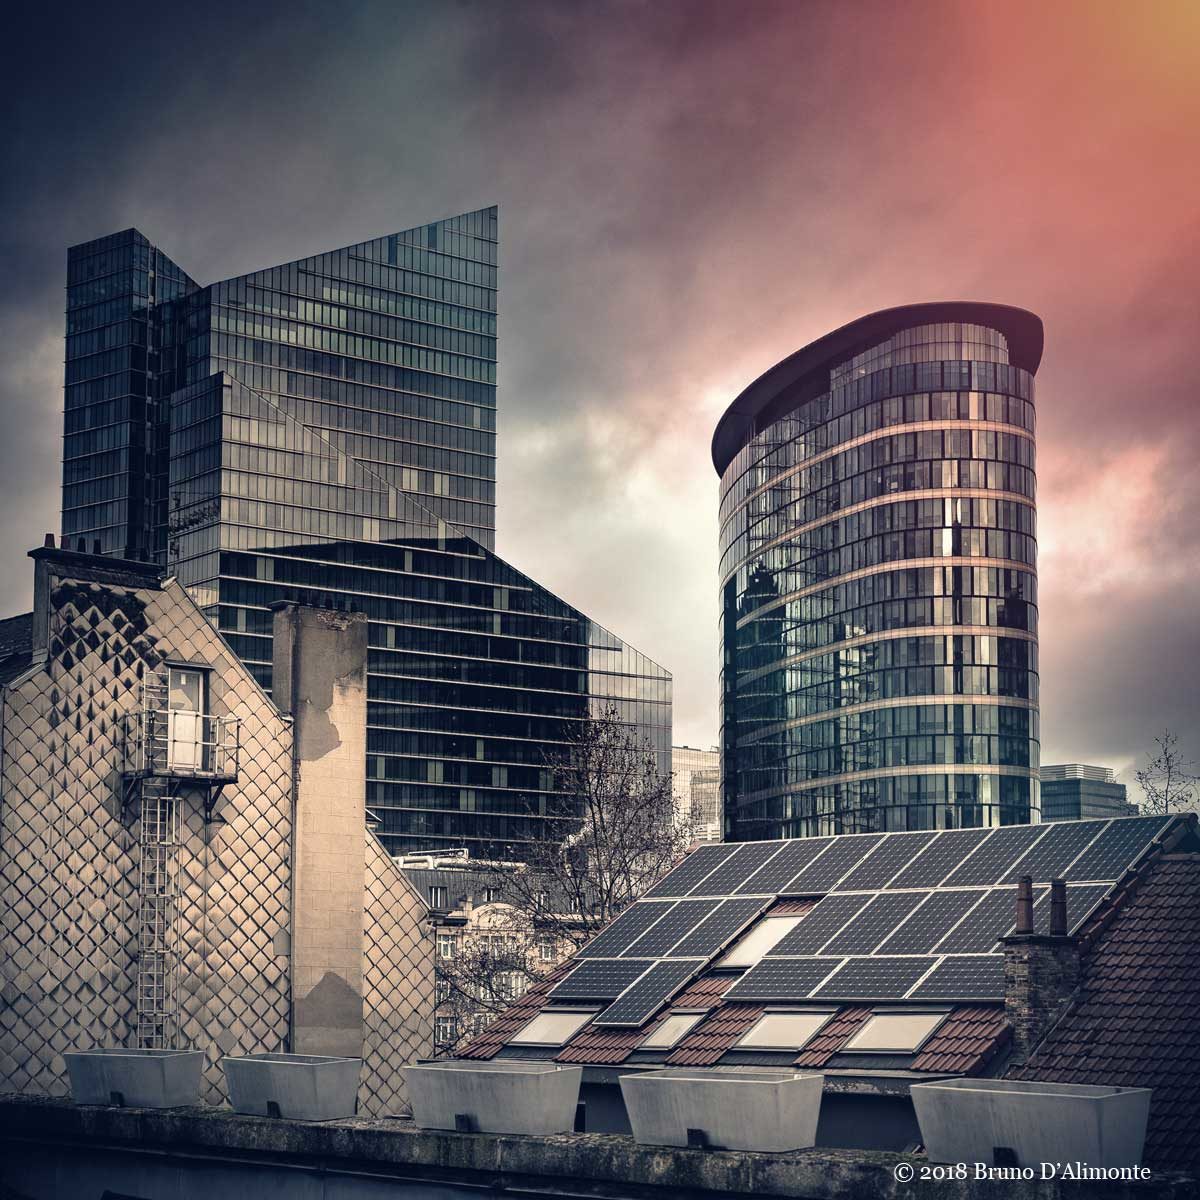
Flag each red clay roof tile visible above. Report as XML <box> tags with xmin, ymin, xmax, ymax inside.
<box><xmin>1008</xmin><ymin>853</ymin><xmax>1200</xmax><ymax>1173</ymax></box>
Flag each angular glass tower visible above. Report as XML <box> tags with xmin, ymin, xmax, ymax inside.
<box><xmin>62</xmin><ymin>209</ymin><xmax>671</xmax><ymax>858</ymax></box>
<box><xmin>713</xmin><ymin>304</ymin><xmax>1042</xmax><ymax>840</ymax></box>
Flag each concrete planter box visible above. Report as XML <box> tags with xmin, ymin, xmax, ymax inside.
<box><xmin>64</xmin><ymin>1048</ymin><xmax>204</xmax><ymax>1108</ymax></box>
<box><xmin>405</xmin><ymin>1060</ymin><xmax>583</xmax><ymax>1135</ymax></box>
<box><xmin>222</xmin><ymin>1053</ymin><xmax>361</xmax><ymax>1121</ymax></box>
<box><xmin>619</xmin><ymin>1068</ymin><xmax>824</xmax><ymax>1152</ymax></box>
<box><xmin>912</xmin><ymin>1078</ymin><xmax>1152</xmax><ymax>1169</ymax></box>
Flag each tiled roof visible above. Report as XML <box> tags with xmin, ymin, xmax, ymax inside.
<box><xmin>672</xmin><ymin>973</ymin><xmax>735</xmax><ymax>1008</ymax></box>
<box><xmin>456</xmin><ymin>961</ymin><xmax>573</xmax><ymax>1059</ymax></box>
<box><xmin>556</xmin><ymin>1016</ymin><xmax>664</xmax><ymax>1065</ymax></box>
<box><xmin>795</xmin><ymin>1005</ymin><xmax>872</xmax><ymax>1066</ymax></box>
<box><xmin>665</xmin><ymin>1002</ymin><xmax>764</xmax><ymax>1066</ymax></box>
<box><xmin>912</xmin><ymin>1005</ymin><xmax>1010</xmax><ymax>1074</ymax></box>
<box><xmin>0</xmin><ymin>612</ymin><xmax>32</xmax><ymax>687</ymax></box>
<box><xmin>1008</xmin><ymin>852</ymin><xmax>1200</xmax><ymax>1172</ymax></box>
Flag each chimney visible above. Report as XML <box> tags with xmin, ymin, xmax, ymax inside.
<box><xmin>1002</xmin><ymin>876</ymin><xmax>1080</xmax><ymax>1067</ymax></box>
<box><xmin>272</xmin><ymin>602</ymin><xmax>369</xmax><ymax>1059</ymax></box>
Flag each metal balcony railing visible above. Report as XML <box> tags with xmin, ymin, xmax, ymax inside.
<box><xmin>121</xmin><ymin>707</ymin><xmax>240</xmax><ymax>783</ymax></box>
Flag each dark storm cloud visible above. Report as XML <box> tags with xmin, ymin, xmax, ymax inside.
<box><xmin>3</xmin><ymin>0</ymin><xmax>1198</xmax><ymax>794</ymax></box>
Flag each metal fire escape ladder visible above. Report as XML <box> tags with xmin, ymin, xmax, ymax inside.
<box><xmin>136</xmin><ymin>774</ymin><xmax>182</xmax><ymax>1048</ymax></box>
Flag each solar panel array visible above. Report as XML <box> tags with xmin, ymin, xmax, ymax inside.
<box><xmin>540</xmin><ymin>816</ymin><xmax>1174</xmax><ymax>1030</ymax></box>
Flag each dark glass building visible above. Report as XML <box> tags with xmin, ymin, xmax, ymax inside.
<box><xmin>62</xmin><ymin>209</ymin><xmax>671</xmax><ymax>858</ymax></box>
<box><xmin>713</xmin><ymin>303</ymin><xmax>1042</xmax><ymax>839</ymax></box>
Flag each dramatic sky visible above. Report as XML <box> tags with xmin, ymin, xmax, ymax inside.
<box><xmin>4</xmin><ymin>1</ymin><xmax>1198</xmax><ymax>798</ymax></box>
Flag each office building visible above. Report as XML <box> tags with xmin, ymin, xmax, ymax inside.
<box><xmin>60</xmin><ymin>211</ymin><xmax>671</xmax><ymax>858</ymax></box>
<box><xmin>712</xmin><ymin>303</ymin><xmax>1042</xmax><ymax>839</ymax></box>
<box><xmin>1040</xmin><ymin>764</ymin><xmax>1136</xmax><ymax>821</ymax></box>
<box><xmin>671</xmin><ymin>744</ymin><xmax>721</xmax><ymax>840</ymax></box>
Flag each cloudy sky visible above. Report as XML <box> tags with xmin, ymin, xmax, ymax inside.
<box><xmin>4</xmin><ymin>0</ymin><xmax>1198</xmax><ymax>796</ymax></box>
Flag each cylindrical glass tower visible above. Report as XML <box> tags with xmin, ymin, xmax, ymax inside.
<box><xmin>714</xmin><ymin>304</ymin><xmax>1042</xmax><ymax>839</ymax></box>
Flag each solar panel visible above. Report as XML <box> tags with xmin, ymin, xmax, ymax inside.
<box><xmin>888</xmin><ymin>828</ymin><xmax>992</xmax><ymax>889</ymax></box>
<box><xmin>768</xmin><ymin>893</ymin><xmax>871</xmax><ymax>955</ymax></box>
<box><xmin>1000</xmin><ymin>819</ymin><xmax>1106</xmax><ymax>883</ymax></box>
<box><xmin>593</xmin><ymin>959</ymin><xmax>705</xmax><ymax>1026</ymax></box>
<box><xmin>734</xmin><ymin>838</ymin><xmax>832</xmax><ymax>894</ymax></box>
<box><xmin>933</xmin><ymin>886</ymin><xmax>1045</xmax><ymax>953</ymax></box>
<box><xmin>577</xmin><ymin>900</ymin><xmax>676</xmax><ymax>959</ymax></box>
<box><xmin>908</xmin><ymin>955</ymin><xmax>1005</xmax><ymax>1001</ymax></box>
<box><xmin>622</xmin><ymin>899</ymin><xmax>721</xmax><ymax>957</ymax></box>
<box><xmin>1064</xmin><ymin>816</ymin><xmax>1172</xmax><ymax>882</ymax></box>
<box><xmin>835</xmin><ymin>831</ymin><xmax>939</xmax><ymax>891</ymax></box>
<box><xmin>821</xmin><ymin>891</ymin><xmax>930</xmax><ymax>955</ymax></box>
<box><xmin>669</xmin><ymin>897</ymin><xmax>767</xmax><ymax>958</ymax></box>
<box><xmin>693</xmin><ymin>841</ymin><xmax>784</xmax><ymax>895</ymax></box>
<box><xmin>549</xmin><ymin>958</ymin><xmax>651</xmax><ymax>1000</ymax></box>
<box><xmin>643</xmin><ymin>842</ymin><xmax>741</xmax><ymax>898</ymax></box>
<box><xmin>877</xmin><ymin>889</ymin><xmax>984</xmax><ymax>954</ymax></box>
<box><xmin>942</xmin><ymin>824</ymin><xmax>1048</xmax><ymax>887</ymax></box>
<box><xmin>1031</xmin><ymin>883</ymin><xmax>1112</xmax><ymax>935</ymax></box>
<box><xmin>814</xmin><ymin>956</ymin><xmax>938</xmax><ymax>999</ymax></box>
<box><xmin>783</xmin><ymin>833</ymin><xmax>884</xmax><ymax>893</ymax></box>
<box><xmin>723</xmin><ymin>956</ymin><xmax>844</xmax><ymax>1002</ymax></box>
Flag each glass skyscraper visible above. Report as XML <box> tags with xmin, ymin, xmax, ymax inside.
<box><xmin>713</xmin><ymin>303</ymin><xmax>1042</xmax><ymax>840</ymax></box>
<box><xmin>62</xmin><ymin>209</ymin><xmax>671</xmax><ymax>858</ymax></box>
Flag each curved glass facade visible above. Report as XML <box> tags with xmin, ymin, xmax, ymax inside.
<box><xmin>717</xmin><ymin>312</ymin><xmax>1041</xmax><ymax>839</ymax></box>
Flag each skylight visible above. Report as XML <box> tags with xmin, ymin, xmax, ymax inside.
<box><xmin>508</xmin><ymin>1008</ymin><xmax>595</xmax><ymax>1046</ymax></box>
<box><xmin>716</xmin><ymin>915</ymin><xmax>806</xmax><ymax>968</ymax></box>
<box><xmin>843</xmin><ymin>1011</ymin><xmax>947</xmax><ymax>1052</ymax></box>
<box><xmin>639</xmin><ymin>1012</ymin><xmax>704</xmax><ymax>1050</ymax></box>
<box><xmin>736</xmin><ymin>1010</ymin><xmax>834</xmax><ymax>1050</ymax></box>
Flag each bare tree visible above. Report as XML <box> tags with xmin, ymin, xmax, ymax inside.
<box><xmin>1135</xmin><ymin>730</ymin><xmax>1198</xmax><ymax>815</ymax></box>
<box><xmin>436</xmin><ymin>706</ymin><xmax>692</xmax><ymax>1050</ymax></box>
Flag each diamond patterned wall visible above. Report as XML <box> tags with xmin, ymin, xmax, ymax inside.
<box><xmin>361</xmin><ymin>834</ymin><xmax>433</xmax><ymax>1116</ymax></box>
<box><xmin>1</xmin><ymin>564</ymin><xmax>432</xmax><ymax>1110</ymax></box>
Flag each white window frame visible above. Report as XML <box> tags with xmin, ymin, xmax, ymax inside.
<box><xmin>843</xmin><ymin>1010</ymin><xmax>949</xmax><ymax>1053</ymax></box>
<box><xmin>735</xmin><ymin>1009</ymin><xmax>836</xmax><ymax>1051</ymax></box>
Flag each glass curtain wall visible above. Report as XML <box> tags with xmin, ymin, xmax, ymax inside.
<box><xmin>716</xmin><ymin>314</ymin><xmax>1040</xmax><ymax>838</ymax></box>
<box><xmin>145</xmin><ymin>207</ymin><xmax>669</xmax><ymax>858</ymax></box>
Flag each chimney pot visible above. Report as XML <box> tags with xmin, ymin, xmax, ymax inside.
<box><xmin>92</xmin><ymin>539</ymin><xmax>102</xmax><ymax>555</ymax></box>
<box><xmin>1015</xmin><ymin>874</ymin><xmax>1034</xmax><ymax>934</ymax></box>
<box><xmin>76</xmin><ymin>537</ymin><xmax>86</xmax><ymax>552</ymax></box>
<box><xmin>1049</xmin><ymin>878</ymin><xmax>1068</xmax><ymax>937</ymax></box>
<box><xmin>43</xmin><ymin>533</ymin><xmax>54</xmax><ymax>548</ymax></box>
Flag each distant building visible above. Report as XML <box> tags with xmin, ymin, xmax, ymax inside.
<box><xmin>397</xmin><ymin>850</ymin><xmax>584</xmax><ymax>1054</ymax></box>
<box><xmin>713</xmin><ymin>304</ymin><xmax>1044</xmax><ymax>839</ymax></box>
<box><xmin>1040</xmin><ymin>763</ymin><xmax>1136</xmax><ymax>821</ymax></box>
<box><xmin>672</xmin><ymin>745</ymin><xmax>721</xmax><ymax>840</ymax></box>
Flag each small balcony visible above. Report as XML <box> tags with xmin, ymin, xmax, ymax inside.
<box><xmin>121</xmin><ymin>707</ymin><xmax>240</xmax><ymax>784</ymax></box>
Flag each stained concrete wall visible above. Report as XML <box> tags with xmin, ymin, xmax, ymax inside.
<box><xmin>273</xmin><ymin>604</ymin><xmax>370</xmax><ymax>1059</ymax></box>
